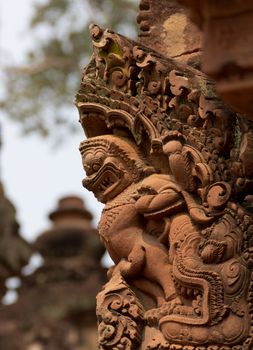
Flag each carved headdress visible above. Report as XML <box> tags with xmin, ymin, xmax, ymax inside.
<box><xmin>80</xmin><ymin>134</ymin><xmax>155</xmax><ymax>182</ymax></box>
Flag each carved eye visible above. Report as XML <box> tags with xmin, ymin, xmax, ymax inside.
<box><xmin>84</xmin><ymin>164</ymin><xmax>92</xmax><ymax>175</ymax></box>
<box><xmin>92</xmin><ymin>162</ymin><xmax>102</xmax><ymax>172</ymax></box>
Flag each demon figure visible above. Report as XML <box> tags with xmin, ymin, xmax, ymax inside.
<box><xmin>80</xmin><ymin>135</ymin><xmax>180</xmax><ymax>304</ymax></box>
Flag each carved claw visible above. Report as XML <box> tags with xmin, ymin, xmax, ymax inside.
<box><xmin>181</xmin><ymin>190</ymin><xmax>214</xmax><ymax>224</ymax></box>
<box><xmin>110</xmin><ymin>259</ymin><xmax>131</xmax><ymax>278</ymax></box>
<box><xmin>145</xmin><ymin>297</ymin><xmax>182</xmax><ymax>326</ymax></box>
<box><xmin>107</xmin><ymin>265</ymin><xmax>116</xmax><ymax>279</ymax></box>
<box><xmin>145</xmin><ymin>308</ymin><xmax>162</xmax><ymax>327</ymax></box>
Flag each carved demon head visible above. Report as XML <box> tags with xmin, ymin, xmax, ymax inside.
<box><xmin>79</xmin><ymin>135</ymin><xmax>155</xmax><ymax>203</ymax></box>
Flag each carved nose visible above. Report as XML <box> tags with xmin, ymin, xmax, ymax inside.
<box><xmin>82</xmin><ymin>177</ymin><xmax>90</xmax><ymax>189</ymax></box>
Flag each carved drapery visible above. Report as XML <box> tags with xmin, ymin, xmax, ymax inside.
<box><xmin>76</xmin><ymin>15</ymin><xmax>253</xmax><ymax>350</ymax></box>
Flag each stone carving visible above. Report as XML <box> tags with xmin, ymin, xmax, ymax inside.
<box><xmin>178</xmin><ymin>0</ymin><xmax>253</xmax><ymax>117</ymax></box>
<box><xmin>97</xmin><ymin>274</ymin><xmax>144</xmax><ymax>350</ymax></box>
<box><xmin>76</xmin><ymin>14</ymin><xmax>253</xmax><ymax>350</ymax></box>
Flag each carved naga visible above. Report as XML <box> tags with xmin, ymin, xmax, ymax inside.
<box><xmin>76</xmin><ymin>5</ymin><xmax>253</xmax><ymax>349</ymax></box>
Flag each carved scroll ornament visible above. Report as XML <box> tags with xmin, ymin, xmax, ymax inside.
<box><xmin>76</xmin><ymin>24</ymin><xmax>253</xmax><ymax>350</ymax></box>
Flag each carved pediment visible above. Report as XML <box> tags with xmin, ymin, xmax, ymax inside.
<box><xmin>77</xmin><ymin>25</ymin><xmax>233</xmax><ymax>158</ymax></box>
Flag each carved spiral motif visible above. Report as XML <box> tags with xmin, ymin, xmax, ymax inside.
<box><xmin>96</xmin><ymin>276</ymin><xmax>144</xmax><ymax>350</ymax></box>
<box><xmin>147</xmin><ymin>81</ymin><xmax>161</xmax><ymax>95</ymax></box>
<box><xmin>206</xmin><ymin>182</ymin><xmax>231</xmax><ymax>209</ymax></box>
<box><xmin>111</xmin><ymin>70</ymin><xmax>127</xmax><ymax>87</ymax></box>
<box><xmin>220</xmin><ymin>259</ymin><xmax>247</xmax><ymax>296</ymax></box>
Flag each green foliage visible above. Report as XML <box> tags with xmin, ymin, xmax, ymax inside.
<box><xmin>1</xmin><ymin>0</ymin><xmax>138</xmax><ymax>138</ymax></box>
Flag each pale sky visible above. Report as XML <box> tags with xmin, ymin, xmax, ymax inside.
<box><xmin>0</xmin><ymin>0</ymin><xmax>103</xmax><ymax>241</ymax></box>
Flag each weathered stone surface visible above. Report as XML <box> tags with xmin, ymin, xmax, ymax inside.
<box><xmin>76</xmin><ymin>17</ymin><xmax>253</xmax><ymax>350</ymax></box>
<box><xmin>137</xmin><ymin>0</ymin><xmax>202</xmax><ymax>68</ymax></box>
<box><xmin>179</xmin><ymin>0</ymin><xmax>253</xmax><ymax>117</ymax></box>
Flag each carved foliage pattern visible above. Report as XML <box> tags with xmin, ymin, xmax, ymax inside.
<box><xmin>97</xmin><ymin>275</ymin><xmax>144</xmax><ymax>350</ymax></box>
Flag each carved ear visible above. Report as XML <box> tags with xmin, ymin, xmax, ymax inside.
<box><xmin>169</xmin><ymin>151</ymin><xmax>196</xmax><ymax>192</ymax></box>
<box><xmin>204</xmin><ymin>182</ymin><xmax>231</xmax><ymax>210</ymax></box>
<box><xmin>193</xmin><ymin>163</ymin><xmax>213</xmax><ymax>188</ymax></box>
<box><xmin>181</xmin><ymin>191</ymin><xmax>214</xmax><ymax>225</ymax></box>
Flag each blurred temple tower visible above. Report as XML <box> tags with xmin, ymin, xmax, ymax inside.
<box><xmin>0</xmin><ymin>182</ymin><xmax>32</xmax><ymax>301</ymax></box>
<box><xmin>0</xmin><ymin>195</ymin><xmax>106</xmax><ymax>350</ymax></box>
<box><xmin>0</xmin><ymin>125</ymin><xmax>32</xmax><ymax>301</ymax></box>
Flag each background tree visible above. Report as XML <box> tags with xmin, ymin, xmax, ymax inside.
<box><xmin>1</xmin><ymin>0</ymin><xmax>137</xmax><ymax>138</ymax></box>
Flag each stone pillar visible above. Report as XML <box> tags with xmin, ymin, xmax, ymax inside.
<box><xmin>179</xmin><ymin>0</ymin><xmax>253</xmax><ymax>116</ymax></box>
<box><xmin>76</xmin><ymin>2</ymin><xmax>253</xmax><ymax>348</ymax></box>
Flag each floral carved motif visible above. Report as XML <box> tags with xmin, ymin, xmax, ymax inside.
<box><xmin>76</xmin><ymin>24</ymin><xmax>253</xmax><ymax>350</ymax></box>
<box><xmin>97</xmin><ymin>274</ymin><xmax>144</xmax><ymax>350</ymax></box>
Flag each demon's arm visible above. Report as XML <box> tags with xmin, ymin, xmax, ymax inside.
<box><xmin>135</xmin><ymin>174</ymin><xmax>185</xmax><ymax>220</ymax></box>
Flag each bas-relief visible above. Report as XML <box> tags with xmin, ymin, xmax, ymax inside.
<box><xmin>76</xmin><ymin>21</ymin><xmax>253</xmax><ymax>350</ymax></box>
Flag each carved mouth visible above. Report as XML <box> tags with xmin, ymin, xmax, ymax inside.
<box><xmin>157</xmin><ymin>249</ymin><xmax>227</xmax><ymax>326</ymax></box>
<box><xmin>83</xmin><ymin>163</ymin><xmax>123</xmax><ymax>201</ymax></box>
<box><xmin>96</xmin><ymin>171</ymin><xmax>122</xmax><ymax>199</ymax></box>
<box><xmin>96</xmin><ymin>173</ymin><xmax>117</xmax><ymax>193</ymax></box>
<box><xmin>174</xmin><ymin>279</ymin><xmax>201</xmax><ymax>300</ymax></box>
<box><xmin>173</xmin><ymin>277</ymin><xmax>203</xmax><ymax>318</ymax></box>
